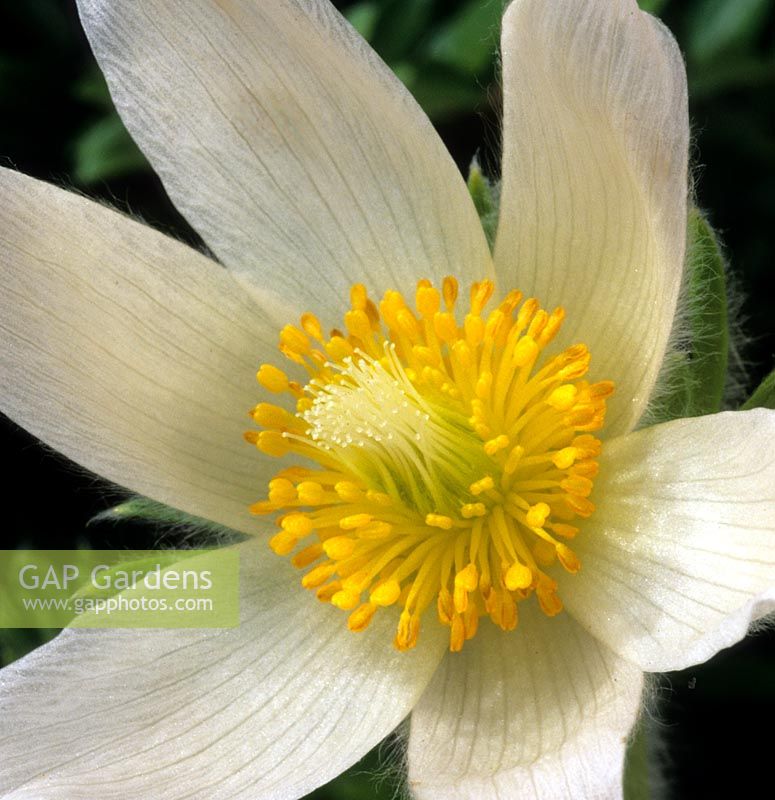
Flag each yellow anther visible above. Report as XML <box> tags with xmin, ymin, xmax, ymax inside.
<box><xmin>512</xmin><ymin>335</ymin><xmax>539</xmax><ymax>367</ymax></box>
<box><xmin>537</xmin><ymin>580</ymin><xmax>563</xmax><ymax>616</ymax></box>
<box><xmin>449</xmin><ymin>614</ymin><xmax>466</xmax><ymax>652</ymax></box>
<box><xmin>547</xmin><ymin>384</ymin><xmax>578</xmax><ymax>411</ymax></box>
<box><xmin>537</xmin><ymin>307</ymin><xmax>566</xmax><ymax>346</ymax></box>
<box><xmin>433</xmin><ymin>311</ymin><xmax>458</xmax><ymax>343</ymax></box>
<box><xmin>416</xmin><ymin>285</ymin><xmax>441</xmax><ymax>318</ymax></box>
<box><xmin>334</xmin><ymin>481</ymin><xmax>363</xmax><ymax>502</ymax></box>
<box><xmin>553</xmin><ymin>447</ymin><xmax>578</xmax><ymax>470</ymax></box>
<box><xmin>397</xmin><ymin>308</ymin><xmax>420</xmax><ymax>339</ymax></box>
<box><xmin>590</xmin><ymin>380</ymin><xmax>615</xmax><ymax>398</ymax></box>
<box><xmin>357</xmin><ymin>521</ymin><xmax>393</xmax><ymax>539</ymax></box>
<box><xmin>484</xmin><ymin>435</ymin><xmax>510</xmax><ymax>456</ymax></box>
<box><xmin>281</xmin><ymin>513</ymin><xmax>314</xmax><ymax>536</ymax></box>
<box><xmin>475</xmin><ymin>371</ymin><xmax>492</xmax><ymax>400</ymax></box>
<box><xmin>325</xmin><ymin>335</ymin><xmax>354</xmax><ymax>361</ymax></box>
<box><xmin>350</xmin><ymin>283</ymin><xmax>368</xmax><ymax>311</ymax></box>
<box><xmin>248</xmin><ymin>500</ymin><xmax>275</xmax><ymax>515</ymax></box>
<box><xmin>527</xmin><ymin>309</ymin><xmax>548</xmax><ymax>338</ymax></box>
<box><xmin>425</xmin><ymin>513</ymin><xmax>454</xmax><ymax>530</ymax></box>
<box><xmin>252</xmin><ymin>403</ymin><xmax>292</xmax><ymax>429</ymax></box>
<box><xmin>256</xmin><ymin>430</ymin><xmax>290</xmax><ymax>457</ymax></box>
<box><xmin>442</xmin><ymin>275</ymin><xmax>458</xmax><ymax>309</ymax></box>
<box><xmin>395</xmin><ymin>611</ymin><xmax>420</xmax><ymax>651</ymax></box>
<box><xmin>323</xmin><ymin>536</ymin><xmax>357</xmax><ymax>560</ymax></box>
<box><xmin>454</xmin><ymin>563</ymin><xmax>479</xmax><ymax>592</ymax></box>
<box><xmin>301</xmin><ymin>312</ymin><xmax>324</xmax><ymax>341</ymax></box>
<box><xmin>572</xmin><ymin>460</ymin><xmax>599</xmax><ymax>478</ymax></box>
<box><xmin>348</xmin><ymin>602</ymin><xmax>377</xmax><ymax>632</ymax></box>
<box><xmin>296</xmin><ymin>481</ymin><xmax>325</xmax><ymax>505</ymax></box>
<box><xmin>291</xmin><ymin>543</ymin><xmax>324</xmax><ymax>568</ymax></box>
<box><xmin>484</xmin><ymin>309</ymin><xmax>506</xmax><ymax>342</ymax></box>
<box><xmin>257</xmin><ymin>364</ymin><xmax>289</xmax><ymax>393</ymax></box>
<box><xmin>565</xmin><ymin>494</ymin><xmax>595</xmax><ymax>518</ymax></box>
<box><xmin>550</xmin><ymin>523</ymin><xmax>579</xmax><ymax>539</ymax></box>
<box><xmin>345</xmin><ymin>309</ymin><xmax>372</xmax><ymax>341</ymax></box>
<box><xmin>505</xmin><ymin>561</ymin><xmax>533</xmax><ymax>591</ymax></box>
<box><xmin>301</xmin><ymin>562</ymin><xmax>337</xmax><ymax>589</ymax></box>
<box><xmin>331</xmin><ymin>590</ymin><xmax>361</xmax><ymax>610</ymax></box>
<box><xmin>516</xmin><ymin>297</ymin><xmax>539</xmax><ymax>327</ymax></box>
<box><xmin>370</xmin><ymin>580</ymin><xmax>401</xmax><ymax>607</ymax></box>
<box><xmin>461</xmin><ymin>502</ymin><xmax>487</xmax><ymax>518</ymax></box>
<box><xmin>526</xmin><ymin>502</ymin><xmax>551</xmax><ymax>528</ymax></box>
<box><xmin>280</xmin><ymin>324</ymin><xmax>310</xmax><ymax>355</ymax></box>
<box><xmin>556</xmin><ymin>544</ymin><xmax>581</xmax><ymax>574</ymax></box>
<box><xmin>504</xmin><ymin>445</ymin><xmax>525</xmax><ymax>475</ymax></box>
<box><xmin>268</xmin><ymin>530</ymin><xmax>297</xmax><ymax>556</ymax></box>
<box><xmin>469</xmin><ymin>476</ymin><xmax>494</xmax><ymax>495</ymax></box>
<box><xmin>365</xmin><ymin>490</ymin><xmax>392</xmax><ymax>506</ymax></box>
<box><xmin>268</xmin><ymin>478</ymin><xmax>296</xmax><ymax>504</ymax></box>
<box><xmin>340</xmin><ymin>513</ymin><xmax>373</xmax><ymax>530</ymax></box>
<box><xmin>532</xmin><ymin>540</ymin><xmax>557</xmax><ymax>568</ymax></box>
<box><xmin>470</xmin><ymin>280</ymin><xmax>494</xmax><ymax>314</ymax></box>
<box><xmin>561</xmin><ymin>476</ymin><xmax>594</xmax><ymax>497</ymax></box>
<box><xmin>437</xmin><ymin>588</ymin><xmax>454</xmax><ymax>624</ymax></box>
<box><xmin>316</xmin><ymin>581</ymin><xmax>341</xmax><ymax>602</ymax></box>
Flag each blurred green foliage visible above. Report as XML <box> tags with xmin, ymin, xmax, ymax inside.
<box><xmin>1</xmin><ymin>1</ymin><xmax>774</xmax><ymax>799</ymax></box>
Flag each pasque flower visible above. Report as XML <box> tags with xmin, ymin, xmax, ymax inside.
<box><xmin>1</xmin><ymin>0</ymin><xmax>774</xmax><ymax>797</ymax></box>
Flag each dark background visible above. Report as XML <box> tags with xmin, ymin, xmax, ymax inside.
<box><xmin>1</xmin><ymin>1</ymin><xmax>773</xmax><ymax>798</ymax></box>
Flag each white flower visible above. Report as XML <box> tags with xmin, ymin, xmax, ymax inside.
<box><xmin>0</xmin><ymin>0</ymin><xmax>773</xmax><ymax>799</ymax></box>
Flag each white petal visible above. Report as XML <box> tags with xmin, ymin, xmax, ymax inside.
<box><xmin>0</xmin><ymin>167</ymin><xmax>282</xmax><ymax>535</ymax></box>
<box><xmin>495</xmin><ymin>0</ymin><xmax>689</xmax><ymax>435</ymax></box>
<box><xmin>0</xmin><ymin>540</ymin><xmax>445</xmax><ymax>799</ymax></box>
<box><xmin>565</xmin><ymin>409</ymin><xmax>775</xmax><ymax>672</ymax></box>
<box><xmin>408</xmin><ymin>609</ymin><xmax>642</xmax><ymax>800</ymax></box>
<box><xmin>76</xmin><ymin>0</ymin><xmax>492</xmax><ymax>315</ymax></box>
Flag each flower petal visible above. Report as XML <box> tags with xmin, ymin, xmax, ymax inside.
<box><xmin>495</xmin><ymin>0</ymin><xmax>689</xmax><ymax>435</ymax></box>
<box><xmin>408</xmin><ymin>609</ymin><xmax>642</xmax><ymax>800</ymax></box>
<box><xmin>76</xmin><ymin>0</ymin><xmax>492</xmax><ymax>314</ymax></box>
<box><xmin>565</xmin><ymin>409</ymin><xmax>775</xmax><ymax>672</ymax></box>
<box><xmin>0</xmin><ymin>540</ymin><xmax>445</xmax><ymax>799</ymax></box>
<box><xmin>0</xmin><ymin>167</ymin><xmax>281</xmax><ymax>535</ymax></box>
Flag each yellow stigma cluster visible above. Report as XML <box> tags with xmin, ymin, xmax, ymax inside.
<box><xmin>246</xmin><ymin>278</ymin><xmax>612</xmax><ymax>652</ymax></box>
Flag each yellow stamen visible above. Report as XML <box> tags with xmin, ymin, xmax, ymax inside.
<box><xmin>247</xmin><ymin>278</ymin><xmax>612</xmax><ymax>652</ymax></box>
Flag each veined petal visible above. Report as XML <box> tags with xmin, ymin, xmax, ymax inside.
<box><xmin>0</xmin><ymin>168</ymin><xmax>281</xmax><ymax>535</ymax></box>
<box><xmin>0</xmin><ymin>540</ymin><xmax>445</xmax><ymax>799</ymax></box>
<box><xmin>76</xmin><ymin>0</ymin><xmax>492</xmax><ymax>316</ymax></box>
<box><xmin>495</xmin><ymin>0</ymin><xmax>689</xmax><ymax>436</ymax></box>
<box><xmin>565</xmin><ymin>409</ymin><xmax>775</xmax><ymax>673</ymax></box>
<box><xmin>408</xmin><ymin>610</ymin><xmax>642</xmax><ymax>800</ymax></box>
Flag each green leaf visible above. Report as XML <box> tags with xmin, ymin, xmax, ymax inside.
<box><xmin>429</xmin><ymin>0</ymin><xmax>503</xmax><ymax>75</ymax></box>
<box><xmin>370</xmin><ymin>0</ymin><xmax>435</xmax><ymax>63</ymax></box>
<box><xmin>636</xmin><ymin>0</ymin><xmax>669</xmax><ymax>14</ymax></box>
<box><xmin>742</xmin><ymin>368</ymin><xmax>775</xmax><ymax>410</ymax></box>
<box><xmin>399</xmin><ymin>61</ymin><xmax>484</xmax><ymax>120</ymax></box>
<box><xmin>343</xmin><ymin>1</ymin><xmax>380</xmax><ymax>41</ymax></box>
<box><xmin>683</xmin><ymin>208</ymin><xmax>729</xmax><ymax>416</ymax></box>
<box><xmin>73</xmin><ymin>113</ymin><xmax>149</xmax><ymax>184</ymax></box>
<box><xmin>467</xmin><ymin>158</ymin><xmax>499</xmax><ymax>249</ymax></box>
<box><xmin>623</xmin><ymin>721</ymin><xmax>652</xmax><ymax>800</ymax></box>
<box><xmin>644</xmin><ymin>209</ymin><xmax>729</xmax><ymax>424</ymax></box>
<box><xmin>93</xmin><ymin>497</ymin><xmax>227</xmax><ymax>536</ymax></box>
<box><xmin>687</xmin><ymin>0</ymin><xmax>771</xmax><ymax>64</ymax></box>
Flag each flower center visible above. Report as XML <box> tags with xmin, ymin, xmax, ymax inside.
<box><xmin>246</xmin><ymin>278</ymin><xmax>612</xmax><ymax>652</ymax></box>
